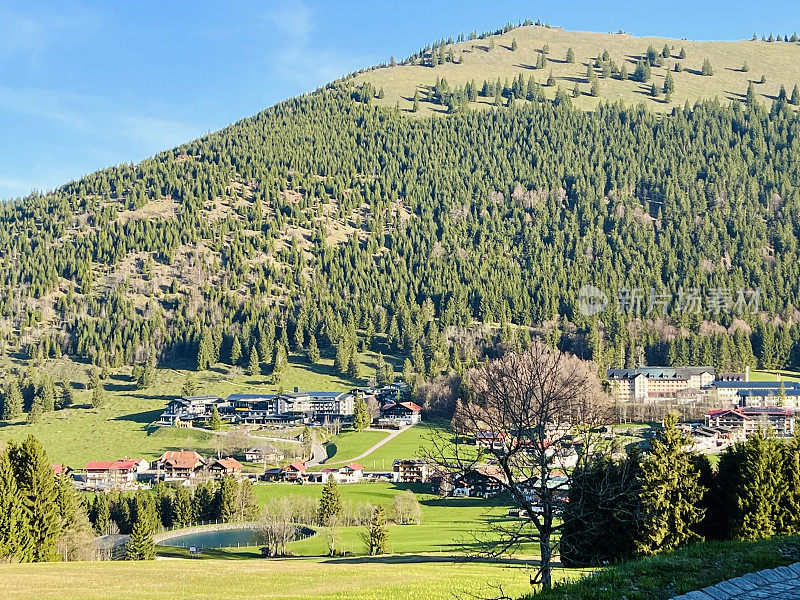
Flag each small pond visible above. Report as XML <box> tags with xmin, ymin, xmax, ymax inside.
<box><xmin>159</xmin><ymin>525</ymin><xmax>315</xmax><ymax>549</ymax></box>
<box><xmin>160</xmin><ymin>528</ymin><xmax>261</xmax><ymax>548</ymax></box>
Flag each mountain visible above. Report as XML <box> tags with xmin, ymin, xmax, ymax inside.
<box><xmin>355</xmin><ymin>24</ymin><xmax>800</xmax><ymax>114</ymax></box>
<box><xmin>1</xmin><ymin>23</ymin><xmax>800</xmax><ymax>381</ymax></box>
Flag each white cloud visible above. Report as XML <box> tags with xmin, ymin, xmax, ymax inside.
<box><xmin>259</xmin><ymin>0</ymin><xmax>369</xmax><ymax>87</ymax></box>
<box><xmin>0</xmin><ymin>4</ymin><xmax>100</xmax><ymax>62</ymax></box>
<box><xmin>0</xmin><ymin>85</ymin><xmax>201</xmax><ymax>147</ymax></box>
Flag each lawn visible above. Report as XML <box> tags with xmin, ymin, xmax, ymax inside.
<box><xmin>749</xmin><ymin>369</ymin><xmax>800</xmax><ymax>382</ymax></box>
<box><xmin>0</xmin><ymin>351</ymin><xmax>395</xmax><ymax>467</ymax></box>
<box><xmin>355</xmin><ymin>25</ymin><xmax>800</xmax><ymax>117</ymax></box>
<box><xmin>0</xmin><ymin>556</ymin><xmax>585</xmax><ymax>600</ymax></box>
<box><xmin>321</xmin><ymin>429</ymin><xmax>391</xmax><ymax>464</ymax></box>
<box><xmin>349</xmin><ymin>422</ymin><xmax>445</xmax><ymax>471</ymax></box>
<box><xmin>249</xmin><ymin>481</ymin><xmax>526</xmax><ymax>556</ymax></box>
<box><xmin>529</xmin><ymin>535</ymin><xmax>800</xmax><ymax>600</ymax></box>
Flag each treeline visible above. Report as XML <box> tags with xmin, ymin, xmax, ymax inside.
<box><xmin>0</xmin><ymin>435</ymin><xmax>95</xmax><ymax>562</ymax></box>
<box><xmin>89</xmin><ymin>478</ymin><xmax>260</xmax><ymax>537</ymax></box>
<box><xmin>4</xmin><ymin>80</ymin><xmax>800</xmax><ymax>388</ymax></box>
<box><xmin>561</xmin><ymin>415</ymin><xmax>800</xmax><ymax>566</ymax></box>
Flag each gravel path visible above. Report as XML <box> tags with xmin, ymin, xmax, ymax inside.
<box><xmin>671</xmin><ymin>562</ymin><xmax>800</xmax><ymax>600</ymax></box>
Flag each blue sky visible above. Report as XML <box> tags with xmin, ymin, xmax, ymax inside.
<box><xmin>1</xmin><ymin>0</ymin><xmax>799</xmax><ymax>200</ymax></box>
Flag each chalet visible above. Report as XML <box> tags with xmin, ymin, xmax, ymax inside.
<box><xmin>284</xmin><ymin>461</ymin><xmax>307</xmax><ymax>482</ymax></box>
<box><xmin>475</xmin><ymin>432</ymin><xmax>508</xmax><ymax>451</ymax></box>
<box><xmin>244</xmin><ymin>445</ymin><xmax>284</xmax><ymax>464</ymax></box>
<box><xmin>393</xmin><ymin>458</ymin><xmax>429</xmax><ymax>483</ymax></box>
<box><xmin>157</xmin><ymin>450</ymin><xmax>207</xmax><ymax>481</ymax></box>
<box><xmin>209</xmin><ymin>457</ymin><xmax>243</xmax><ymax>479</ymax></box>
<box><xmin>706</xmin><ymin>407</ymin><xmax>795</xmax><ymax>437</ymax></box>
<box><xmin>262</xmin><ymin>467</ymin><xmax>284</xmax><ymax>481</ymax></box>
<box><xmin>314</xmin><ymin>462</ymin><xmax>364</xmax><ymax>484</ymax></box>
<box><xmin>450</xmin><ymin>465</ymin><xmax>507</xmax><ymax>498</ymax></box>
<box><xmin>380</xmin><ymin>401</ymin><xmax>423</xmax><ymax>425</ymax></box>
<box><xmin>84</xmin><ymin>458</ymin><xmax>148</xmax><ymax>490</ymax></box>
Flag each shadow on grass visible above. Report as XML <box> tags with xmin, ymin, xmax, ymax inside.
<box><xmin>321</xmin><ymin>553</ymin><xmax>536</xmax><ymax>566</ymax></box>
<box><xmin>112</xmin><ymin>409</ymin><xmax>164</xmax><ymax>424</ymax></box>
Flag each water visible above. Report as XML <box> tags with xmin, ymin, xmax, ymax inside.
<box><xmin>160</xmin><ymin>527</ymin><xmax>260</xmax><ymax>549</ymax></box>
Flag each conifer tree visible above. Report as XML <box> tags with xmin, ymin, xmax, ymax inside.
<box><xmin>272</xmin><ymin>343</ymin><xmax>288</xmax><ymax>383</ymax></box>
<box><xmin>306</xmin><ymin>334</ymin><xmax>321</xmax><ymax>363</ymax></box>
<box><xmin>319</xmin><ymin>478</ymin><xmax>343</xmax><ymax>525</ymax></box>
<box><xmin>791</xmin><ymin>84</ymin><xmax>800</xmax><ymax>105</ymax></box>
<box><xmin>701</xmin><ymin>58</ymin><xmax>714</xmax><ymax>76</ymax></box>
<box><xmin>777</xmin><ymin>433</ymin><xmax>800</xmax><ymax>534</ymax></box>
<box><xmin>2</xmin><ymin>379</ymin><xmax>23</xmax><ymax>420</ymax></box>
<box><xmin>635</xmin><ymin>413</ymin><xmax>705</xmax><ymax>556</ymax></box>
<box><xmin>363</xmin><ymin>505</ymin><xmax>388</xmax><ymax>555</ymax></box>
<box><xmin>347</xmin><ymin>352</ymin><xmax>361</xmax><ymax>380</ymax></box>
<box><xmin>511</xmin><ymin>38</ymin><xmax>518</xmax><ymax>51</ymax></box>
<box><xmin>661</xmin><ymin>43</ymin><xmax>671</xmax><ymax>58</ymax></box>
<box><xmin>0</xmin><ymin>449</ymin><xmax>24</xmax><ymax>560</ymax></box>
<box><xmin>126</xmin><ymin>495</ymin><xmax>156</xmax><ymax>560</ymax></box>
<box><xmin>678</xmin><ymin>47</ymin><xmax>686</xmax><ymax>59</ymax></box>
<box><xmin>196</xmin><ymin>330</ymin><xmax>214</xmax><ymax>370</ymax></box>
<box><xmin>91</xmin><ymin>493</ymin><xmax>110</xmax><ymax>534</ymax></box>
<box><xmin>230</xmin><ymin>336</ymin><xmax>242</xmax><ymax>365</ymax></box>
<box><xmin>663</xmin><ymin>71</ymin><xmax>675</xmax><ymax>94</ymax></box>
<box><xmin>181</xmin><ymin>372</ymin><xmax>197</xmax><ymax>397</ymax></box>
<box><xmin>247</xmin><ymin>346</ymin><xmax>260</xmax><ymax>377</ymax></box>
<box><xmin>566</xmin><ymin>47</ymin><xmax>574</xmax><ymax>63</ymax></box>
<box><xmin>9</xmin><ymin>435</ymin><xmax>61</xmax><ymax>561</ymax></box>
<box><xmin>741</xmin><ymin>61</ymin><xmax>749</xmax><ymax>72</ymax></box>
<box><xmin>172</xmin><ymin>486</ymin><xmax>193</xmax><ymax>526</ymax></box>
<box><xmin>209</xmin><ymin>405</ymin><xmax>222</xmax><ymax>431</ymax></box>
<box><xmin>726</xmin><ymin>433</ymin><xmax>782</xmax><ymax>541</ymax></box>
<box><xmin>215</xmin><ymin>477</ymin><xmax>239</xmax><ymax>522</ymax></box>
<box><xmin>353</xmin><ymin>397</ymin><xmax>371</xmax><ymax>431</ymax></box>
<box><xmin>546</xmin><ymin>71</ymin><xmax>556</xmax><ymax>87</ymax></box>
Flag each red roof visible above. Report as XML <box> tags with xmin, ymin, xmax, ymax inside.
<box><xmin>213</xmin><ymin>458</ymin><xmax>242</xmax><ymax>471</ymax></box>
<box><xmin>347</xmin><ymin>462</ymin><xmax>364</xmax><ymax>472</ymax></box>
<box><xmin>158</xmin><ymin>451</ymin><xmax>206</xmax><ymax>470</ymax></box>
<box><xmin>86</xmin><ymin>459</ymin><xmax>138</xmax><ymax>472</ymax></box>
<box><xmin>287</xmin><ymin>461</ymin><xmax>307</xmax><ymax>473</ymax></box>
<box><xmin>52</xmin><ymin>464</ymin><xmax>64</xmax><ymax>475</ymax></box>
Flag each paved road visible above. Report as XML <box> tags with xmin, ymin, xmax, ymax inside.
<box><xmin>310</xmin><ymin>425</ymin><xmax>413</xmax><ymax>468</ymax></box>
<box><xmin>672</xmin><ymin>562</ymin><xmax>800</xmax><ymax>600</ymax></box>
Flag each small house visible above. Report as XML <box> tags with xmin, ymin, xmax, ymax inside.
<box><xmin>157</xmin><ymin>450</ymin><xmax>207</xmax><ymax>481</ymax></box>
<box><xmin>209</xmin><ymin>457</ymin><xmax>243</xmax><ymax>479</ymax></box>
<box><xmin>284</xmin><ymin>461</ymin><xmax>307</xmax><ymax>482</ymax></box>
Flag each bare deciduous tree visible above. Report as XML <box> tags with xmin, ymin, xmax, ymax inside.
<box><xmin>425</xmin><ymin>341</ymin><xmax>611</xmax><ymax>590</ymax></box>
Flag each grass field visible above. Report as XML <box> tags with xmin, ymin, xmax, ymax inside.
<box><xmin>0</xmin><ymin>556</ymin><xmax>587</xmax><ymax>600</ymax></box>
<box><xmin>0</xmin><ymin>351</ymin><xmax>393</xmax><ymax>467</ymax></box>
<box><xmin>321</xmin><ymin>429</ymin><xmax>391</xmax><ymax>464</ymax></box>
<box><xmin>356</xmin><ymin>25</ymin><xmax>800</xmax><ymax>115</ymax></box>
<box><xmin>529</xmin><ymin>535</ymin><xmax>800</xmax><ymax>600</ymax></box>
<box><xmin>247</xmin><ymin>481</ymin><xmax>522</xmax><ymax>556</ymax></box>
<box><xmin>749</xmin><ymin>369</ymin><xmax>800</xmax><ymax>382</ymax></box>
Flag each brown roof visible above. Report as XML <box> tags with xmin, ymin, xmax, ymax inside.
<box><xmin>213</xmin><ymin>458</ymin><xmax>242</xmax><ymax>471</ymax></box>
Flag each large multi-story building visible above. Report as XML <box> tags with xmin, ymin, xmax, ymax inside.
<box><xmin>159</xmin><ymin>390</ymin><xmax>357</xmax><ymax>426</ymax></box>
<box><xmin>706</xmin><ymin>407</ymin><xmax>795</xmax><ymax>437</ymax></box>
<box><xmin>607</xmin><ymin>367</ymin><xmax>716</xmax><ymax>402</ymax></box>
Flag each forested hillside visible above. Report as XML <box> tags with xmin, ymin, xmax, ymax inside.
<box><xmin>2</xmin><ymin>24</ymin><xmax>800</xmax><ymax>387</ymax></box>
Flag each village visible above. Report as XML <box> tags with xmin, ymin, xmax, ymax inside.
<box><xmin>55</xmin><ymin>367</ymin><xmax>800</xmax><ymax>502</ymax></box>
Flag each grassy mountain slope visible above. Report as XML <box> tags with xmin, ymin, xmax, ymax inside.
<box><xmin>355</xmin><ymin>25</ymin><xmax>800</xmax><ymax>114</ymax></box>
